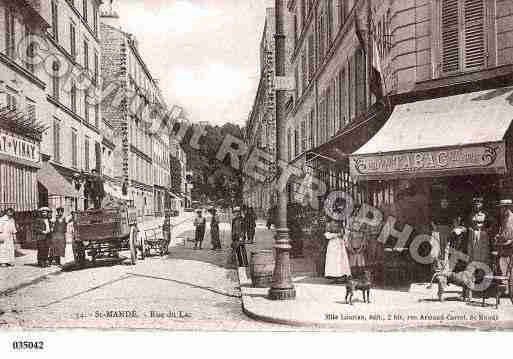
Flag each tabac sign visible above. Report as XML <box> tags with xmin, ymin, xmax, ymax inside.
<box><xmin>350</xmin><ymin>142</ymin><xmax>506</xmax><ymax>180</ymax></box>
<box><xmin>0</xmin><ymin>129</ymin><xmax>40</xmax><ymax>164</ymax></box>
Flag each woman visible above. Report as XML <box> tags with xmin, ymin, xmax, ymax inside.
<box><xmin>210</xmin><ymin>208</ymin><xmax>221</xmax><ymax>250</ymax></box>
<box><xmin>49</xmin><ymin>207</ymin><xmax>67</xmax><ymax>266</ymax></box>
<box><xmin>0</xmin><ymin>208</ymin><xmax>17</xmax><ymax>267</ymax></box>
<box><xmin>324</xmin><ymin>221</ymin><xmax>351</xmax><ymax>281</ymax></box>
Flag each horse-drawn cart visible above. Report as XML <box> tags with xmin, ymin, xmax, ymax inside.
<box><xmin>73</xmin><ymin>207</ymin><xmax>142</xmax><ymax>267</ymax></box>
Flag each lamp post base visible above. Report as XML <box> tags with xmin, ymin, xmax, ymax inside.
<box><xmin>267</xmin><ymin>227</ymin><xmax>296</xmax><ymax>300</ymax></box>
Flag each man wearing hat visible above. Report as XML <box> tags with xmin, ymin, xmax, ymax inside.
<box><xmin>495</xmin><ymin>199</ymin><xmax>513</xmax><ymax>280</ymax></box>
<box><xmin>34</xmin><ymin>207</ymin><xmax>52</xmax><ymax>267</ymax></box>
<box><xmin>193</xmin><ymin>209</ymin><xmax>206</xmax><ymax>250</ymax></box>
<box><xmin>231</xmin><ymin>207</ymin><xmax>248</xmax><ymax>267</ymax></box>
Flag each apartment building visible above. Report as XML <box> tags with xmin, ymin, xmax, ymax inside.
<box><xmin>243</xmin><ymin>7</ymin><xmax>278</xmax><ymax>218</ymax></box>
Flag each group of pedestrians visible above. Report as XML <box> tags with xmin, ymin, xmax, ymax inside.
<box><xmin>34</xmin><ymin>207</ymin><xmax>73</xmax><ymax>268</ymax></box>
<box><xmin>192</xmin><ymin>208</ymin><xmax>222</xmax><ymax>250</ymax></box>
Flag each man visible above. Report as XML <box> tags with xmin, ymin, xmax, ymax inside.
<box><xmin>49</xmin><ymin>207</ymin><xmax>67</xmax><ymax>266</ymax></box>
<box><xmin>495</xmin><ymin>199</ymin><xmax>513</xmax><ymax>279</ymax></box>
<box><xmin>193</xmin><ymin>209</ymin><xmax>206</xmax><ymax>250</ymax></box>
<box><xmin>0</xmin><ymin>208</ymin><xmax>17</xmax><ymax>266</ymax></box>
<box><xmin>432</xmin><ymin>197</ymin><xmax>452</xmax><ymax>262</ymax></box>
<box><xmin>34</xmin><ymin>208</ymin><xmax>52</xmax><ymax>267</ymax></box>
<box><xmin>231</xmin><ymin>207</ymin><xmax>248</xmax><ymax>267</ymax></box>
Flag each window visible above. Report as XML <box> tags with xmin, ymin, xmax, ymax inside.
<box><xmin>71</xmin><ymin>129</ymin><xmax>78</xmax><ymax>168</ymax></box>
<box><xmin>301</xmin><ymin>120</ymin><xmax>307</xmax><ymax>152</ymax></box>
<box><xmin>93</xmin><ymin>2</ymin><xmax>98</xmax><ymax>36</ymax></box>
<box><xmin>327</xmin><ymin>0</ymin><xmax>334</xmax><ymax>45</ymax></box>
<box><xmin>52</xmin><ymin>61</ymin><xmax>60</xmax><ymax>100</ymax></box>
<box><xmin>6</xmin><ymin>92</ymin><xmax>17</xmax><ymax>110</ymax></box>
<box><xmin>71</xmin><ymin>83</ymin><xmax>77</xmax><ymax>113</ymax></box>
<box><xmin>25</xmin><ymin>98</ymin><xmax>36</xmax><ymax>121</ymax></box>
<box><xmin>84</xmin><ymin>91</ymin><xmax>89</xmax><ymax>122</ymax></box>
<box><xmin>4</xmin><ymin>7</ymin><xmax>15</xmax><ymax>59</ymax></box>
<box><xmin>318</xmin><ymin>12</ymin><xmax>326</xmax><ymax>64</ymax></box>
<box><xmin>301</xmin><ymin>51</ymin><xmax>308</xmax><ymax>92</ymax></box>
<box><xmin>294</xmin><ymin>127</ymin><xmax>299</xmax><ymax>156</ymax></box>
<box><xmin>348</xmin><ymin>55</ymin><xmax>355</xmax><ymax>120</ymax></box>
<box><xmin>83</xmin><ymin>40</ymin><xmax>89</xmax><ymax>70</ymax></box>
<box><xmin>25</xmin><ymin>25</ymin><xmax>35</xmax><ymax>73</ymax></box>
<box><xmin>308</xmin><ymin>33</ymin><xmax>315</xmax><ymax>81</ymax></box>
<box><xmin>355</xmin><ymin>48</ymin><xmax>367</xmax><ymax>116</ymax></box>
<box><xmin>51</xmin><ymin>0</ymin><xmax>59</xmax><ymax>41</ymax></box>
<box><xmin>309</xmin><ymin>108</ymin><xmax>315</xmax><ymax>149</ymax></box>
<box><xmin>338</xmin><ymin>68</ymin><xmax>347</xmax><ymax>127</ymax></box>
<box><xmin>94</xmin><ymin>104</ymin><xmax>99</xmax><ymax>128</ymax></box>
<box><xmin>85</xmin><ymin>136</ymin><xmax>90</xmax><ymax>171</ymax></box>
<box><xmin>83</xmin><ymin>0</ymin><xmax>88</xmax><ymax>23</ymax></box>
<box><xmin>441</xmin><ymin>0</ymin><xmax>486</xmax><ymax>74</ymax></box>
<box><xmin>70</xmin><ymin>23</ymin><xmax>76</xmax><ymax>59</ymax></box>
<box><xmin>294</xmin><ymin>66</ymin><xmax>299</xmax><ymax>99</ymax></box>
<box><xmin>93</xmin><ymin>51</ymin><xmax>99</xmax><ymax>85</ymax></box>
<box><xmin>53</xmin><ymin>119</ymin><xmax>61</xmax><ymax>163</ymax></box>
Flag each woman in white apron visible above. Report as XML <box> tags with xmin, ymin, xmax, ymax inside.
<box><xmin>324</xmin><ymin>221</ymin><xmax>351</xmax><ymax>279</ymax></box>
<box><xmin>0</xmin><ymin>208</ymin><xmax>17</xmax><ymax>266</ymax></box>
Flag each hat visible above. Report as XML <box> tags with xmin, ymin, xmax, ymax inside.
<box><xmin>39</xmin><ymin>207</ymin><xmax>51</xmax><ymax>212</ymax></box>
<box><xmin>497</xmin><ymin>199</ymin><xmax>513</xmax><ymax>207</ymax></box>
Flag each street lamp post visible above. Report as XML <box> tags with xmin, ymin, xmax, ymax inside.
<box><xmin>268</xmin><ymin>0</ymin><xmax>296</xmax><ymax>301</ymax></box>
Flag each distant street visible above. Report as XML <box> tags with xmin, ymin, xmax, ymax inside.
<box><xmin>0</xmin><ymin>216</ymin><xmax>293</xmax><ymax>331</ymax></box>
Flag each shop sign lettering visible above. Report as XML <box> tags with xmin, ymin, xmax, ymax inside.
<box><xmin>0</xmin><ymin>130</ymin><xmax>40</xmax><ymax>164</ymax></box>
<box><xmin>350</xmin><ymin>143</ymin><xmax>505</xmax><ymax>178</ymax></box>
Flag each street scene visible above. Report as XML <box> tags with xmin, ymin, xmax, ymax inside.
<box><xmin>2</xmin><ymin>0</ymin><xmax>513</xmax><ymax>334</ymax></box>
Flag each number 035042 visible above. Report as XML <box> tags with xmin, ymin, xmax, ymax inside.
<box><xmin>12</xmin><ymin>341</ymin><xmax>44</xmax><ymax>350</ymax></box>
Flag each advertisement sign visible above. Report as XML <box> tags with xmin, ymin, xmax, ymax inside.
<box><xmin>350</xmin><ymin>142</ymin><xmax>506</xmax><ymax>179</ymax></box>
<box><xmin>0</xmin><ymin>129</ymin><xmax>40</xmax><ymax>164</ymax></box>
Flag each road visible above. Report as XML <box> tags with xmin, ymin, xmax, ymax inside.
<box><xmin>0</xmin><ymin>216</ymin><xmax>295</xmax><ymax>331</ymax></box>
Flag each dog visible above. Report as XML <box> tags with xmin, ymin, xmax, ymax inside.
<box><xmin>345</xmin><ymin>270</ymin><xmax>372</xmax><ymax>305</ymax></box>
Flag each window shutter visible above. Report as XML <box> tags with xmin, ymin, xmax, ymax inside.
<box><xmin>463</xmin><ymin>0</ymin><xmax>485</xmax><ymax>69</ymax></box>
<box><xmin>441</xmin><ymin>0</ymin><xmax>460</xmax><ymax>73</ymax></box>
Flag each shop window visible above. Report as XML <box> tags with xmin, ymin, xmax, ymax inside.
<box><xmin>440</xmin><ymin>0</ymin><xmax>486</xmax><ymax>74</ymax></box>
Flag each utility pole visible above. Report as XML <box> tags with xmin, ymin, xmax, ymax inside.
<box><xmin>268</xmin><ymin>0</ymin><xmax>296</xmax><ymax>301</ymax></box>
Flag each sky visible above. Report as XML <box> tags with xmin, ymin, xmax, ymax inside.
<box><xmin>112</xmin><ymin>0</ymin><xmax>274</xmax><ymax>126</ymax></box>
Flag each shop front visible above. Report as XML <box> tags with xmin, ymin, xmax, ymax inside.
<box><xmin>349</xmin><ymin>86</ymin><xmax>513</xmax><ymax>286</ymax></box>
<box><xmin>0</xmin><ymin>116</ymin><xmax>42</xmax><ymax>248</ymax></box>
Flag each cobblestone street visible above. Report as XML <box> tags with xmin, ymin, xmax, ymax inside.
<box><xmin>0</xmin><ymin>217</ymin><xmax>296</xmax><ymax>331</ymax></box>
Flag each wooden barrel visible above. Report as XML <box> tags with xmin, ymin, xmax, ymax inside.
<box><xmin>250</xmin><ymin>250</ymin><xmax>275</xmax><ymax>288</ymax></box>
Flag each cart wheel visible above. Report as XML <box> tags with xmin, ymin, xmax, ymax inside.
<box><xmin>129</xmin><ymin>226</ymin><xmax>137</xmax><ymax>265</ymax></box>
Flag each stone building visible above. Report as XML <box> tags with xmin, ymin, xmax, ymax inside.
<box><xmin>100</xmin><ymin>8</ymin><xmax>170</xmax><ymax>217</ymax></box>
<box><xmin>282</xmin><ymin>0</ymin><xmax>513</xmax><ymax>284</ymax></box>
<box><xmin>244</xmin><ymin>7</ymin><xmax>278</xmax><ymax>218</ymax></box>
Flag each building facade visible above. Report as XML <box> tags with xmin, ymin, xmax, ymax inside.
<box><xmin>100</xmin><ymin>8</ymin><xmax>171</xmax><ymax>217</ymax></box>
<box><xmin>244</xmin><ymin>7</ymin><xmax>278</xmax><ymax>218</ymax></box>
<box><xmin>281</xmin><ymin>0</ymin><xmax>513</xmax><ymax>284</ymax></box>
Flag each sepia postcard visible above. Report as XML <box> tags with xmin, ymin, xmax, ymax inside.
<box><xmin>1</xmin><ymin>0</ymin><xmax>513</xmax><ymax>343</ymax></box>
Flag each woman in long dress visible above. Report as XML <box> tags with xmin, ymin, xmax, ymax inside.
<box><xmin>0</xmin><ymin>208</ymin><xmax>17</xmax><ymax>266</ymax></box>
<box><xmin>324</xmin><ymin>221</ymin><xmax>351</xmax><ymax>279</ymax></box>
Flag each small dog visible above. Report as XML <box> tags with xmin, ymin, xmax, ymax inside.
<box><xmin>345</xmin><ymin>270</ymin><xmax>372</xmax><ymax>305</ymax></box>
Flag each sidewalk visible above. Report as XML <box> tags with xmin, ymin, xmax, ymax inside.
<box><xmin>239</xmin><ymin>224</ymin><xmax>513</xmax><ymax>330</ymax></box>
<box><xmin>0</xmin><ymin>213</ymin><xmax>195</xmax><ymax>296</ymax></box>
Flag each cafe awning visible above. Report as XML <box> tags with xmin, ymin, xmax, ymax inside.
<box><xmin>350</xmin><ymin>86</ymin><xmax>513</xmax><ymax>180</ymax></box>
<box><xmin>37</xmin><ymin>161</ymin><xmax>80</xmax><ymax>198</ymax></box>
